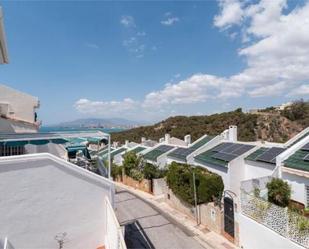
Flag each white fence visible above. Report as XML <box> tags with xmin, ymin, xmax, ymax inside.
<box><xmin>105</xmin><ymin>197</ymin><xmax>127</xmax><ymax>249</ymax></box>
<box><xmin>241</xmin><ymin>190</ymin><xmax>309</xmax><ymax>248</ymax></box>
<box><xmin>3</xmin><ymin>238</ymin><xmax>14</xmax><ymax>249</ymax></box>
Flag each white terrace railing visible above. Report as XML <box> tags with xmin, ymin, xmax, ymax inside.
<box><xmin>3</xmin><ymin>238</ymin><xmax>14</xmax><ymax>249</ymax></box>
<box><xmin>105</xmin><ymin>197</ymin><xmax>127</xmax><ymax>249</ymax></box>
<box><xmin>241</xmin><ymin>177</ymin><xmax>309</xmax><ymax>249</ymax></box>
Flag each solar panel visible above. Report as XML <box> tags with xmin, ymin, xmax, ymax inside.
<box><xmin>157</xmin><ymin>145</ymin><xmax>174</xmax><ymax>152</ymax></box>
<box><xmin>301</xmin><ymin>142</ymin><xmax>309</xmax><ymax>151</ymax></box>
<box><xmin>221</xmin><ymin>144</ymin><xmax>242</xmax><ymax>153</ymax></box>
<box><xmin>233</xmin><ymin>144</ymin><xmax>254</xmax><ymax>156</ymax></box>
<box><xmin>212</xmin><ymin>152</ymin><xmax>237</xmax><ymax>162</ymax></box>
<box><xmin>256</xmin><ymin>147</ymin><xmax>285</xmax><ymax>163</ymax></box>
<box><xmin>212</xmin><ymin>143</ymin><xmax>233</xmax><ymax>152</ymax></box>
<box><xmin>303</xmin><ymin>153</ymin><xmax>309</xmax><ymax>162</ymax></box>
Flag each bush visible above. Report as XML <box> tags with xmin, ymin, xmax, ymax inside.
<box><xmin>266</xmin><ymin>178</ymin><xmax>291</xmax><ymax>207</ymax></box>
<box><xmin>143</xmin><ymin>163</ymin><xmax>166</xmax><ymax>180</ymax></box>
<box><xmin>166</xmin><ymin>162</ymin><xmax>224</xmax><ymax>205</ymax></box>
<box><xmin>122</xmin><ymin>151</ymin><xmax>142</xmax><ymax>176</ymax></box>
<box><xmin>130</xmin><ymin>169</ymin><xmax>144</xmax><ymax>182</ymax></box>
<box><xmin>111</xmin><ymin>164</ymin><xmax>123</xmax><ymax>180</ymax></box>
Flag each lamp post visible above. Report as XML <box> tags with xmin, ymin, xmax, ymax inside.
<box><xmin>192</xmin><ymin>167</ymin><xmax>199</xmax><ymax>226</ymax></box>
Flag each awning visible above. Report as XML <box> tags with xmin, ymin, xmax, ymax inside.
<box><xmin>0</xmin><ymin>141</ymin><xmax>28</xmax><ymax>146</ymax></box>
<box><xmin>50</xmin><ymin>138</ymin><xmax>68</xmax><ymax>144</ymax></box>
<box><xmin>29</xmin><ymin>140</ymin><xmax>50</xmax><ymax>145</ymax></box>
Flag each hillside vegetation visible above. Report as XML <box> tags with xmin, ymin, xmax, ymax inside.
<box><xmin>112</xmin><ymin>100</ymin><xmax>309</xmax><ymax>144</ymax></box>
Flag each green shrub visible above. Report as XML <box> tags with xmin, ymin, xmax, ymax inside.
<box><xmin>111</xmin><ymin>164</ymin><xmax>123</xmax><ymax>180</ymax></box>
<box><xmin>143</xmin><ymin>163</ymin><xmax>166</xmax><ymax>180</ymax></box>
<box><xmin>266</xmin><ymin>178</ymin><xmax>291</xmax><ymax>207</ymax></box>
<box><xmin>130</xmin><ymin>169</ymin><xmax>144</xmax><ymax>182</ymax></box>
<box><xmin>122</xmin><ymin>151</ymin><xmax>142</xmax><ymax>176</ymax></box>
<box><xmin>166</xmin><ymin>162</ymin><xmax>224</xmax><ymax>205</ymax></box>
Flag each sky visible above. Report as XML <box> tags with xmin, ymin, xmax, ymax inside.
<box><xmin>0</xmin><ymin>0</ymin><xmax>309</xmax><ymax>125</ymax></box>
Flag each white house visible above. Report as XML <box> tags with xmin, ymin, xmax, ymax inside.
<box><xmin>0</xmin><ymin>7</ymin><xmax>8</xmax><ymax>64</ymax></box>
<box><xmin>0</xmin><ymin>153</ymin><xmax>125</xmax><ymax>249</ymax></box>
<box><xmin>0</xmin><ymin>84</ymin><xmax>40</xmax><ymax>133</ymax></box>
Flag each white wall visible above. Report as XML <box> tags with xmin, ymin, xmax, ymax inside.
<box><xmin>282</xmin><ymin>171</ymin><xmax>309</xmax><ymax>206</ymax></box>
<box><xmin>244</xmin><ymin>160</ymin><xmax>276</xmax><ymax>181</ymax></box>
<box><xmin>0</xmin><ymin>117</ymin><xmax>38</xmax><ymax>133</ymax></box>
<box><xmin>0</xmin><ymin>84</ymin><xmax>39</xmax><ymax>124</ymax></box>
<box><xmin>239</xmin><ymin>214</ymin><xmax>304</xmax><ymax>249</ymax></box>
<box><xmin>0</xmin><ymin>154</ymin><xmax>114</xmax><ymax>249</ymax></box>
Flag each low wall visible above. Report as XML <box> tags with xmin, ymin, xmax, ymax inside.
<box><xmin>152</xmin><ymin>178</ymin><xmax>167</xmax><ymax>196</ymax></box>
<box><xmin>239</xmin><ymin>214</ymin><xmax>305</xmax><ymax>249</ymax></box>
<box><xmin>165</xmin><ymin>188</ymin><xmax>223</xmax><ymax>234</ymax></box>
<box><xmin>121</xmin><ymin>175</ymin><xmax>152</xmax><ymax>193</ymax></box>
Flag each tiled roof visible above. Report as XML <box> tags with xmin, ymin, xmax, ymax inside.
<box><xmin>130</xmin><ymin>146</ymin><xmax>147</xmax><ymax>154</ymax></box>
<box><xmin>284</xmin><ymin>143</ymin><xmax>309</xmax><ymax>172</ymax></box>
<box><xmin>194</xmin><ymin>142</ymin><xmax>254</xmax><ymax>167</ymax></box>
<box><xmin>143</xmin><ymin>145</ymin><xmax>174</xmax><ymax>162</ymax></box>
<box><xmin>190</xmin><ymin>136</ymin><xmax>214</xmax><ymax>150</ymax></box>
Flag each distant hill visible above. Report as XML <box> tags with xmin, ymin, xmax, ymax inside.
<box><xmin>51</xmin><ymin>118</ymin><xmax>145</xmax><ymax>129</ymax></box>
<box><xmin>112</xmin><ymin>99</ymin><xmax>309</xmax><ymax>144</ymax></box>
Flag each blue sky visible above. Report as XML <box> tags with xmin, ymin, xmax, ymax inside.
<box><xmin>1</xmin><ymin>0</ymin><xmax>309</xmax><ymax>125</ymax></box>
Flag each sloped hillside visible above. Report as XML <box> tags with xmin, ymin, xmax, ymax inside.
<box><xmin>112</xmin><ymin>100</ymin><xmax>309</xmax><ymax>144</ymax></box>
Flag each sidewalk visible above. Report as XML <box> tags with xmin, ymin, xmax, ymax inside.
<box><xmin>115</xmin><ymin>182</ymin><xmax>238</xmax><ymax>249</ymax></box>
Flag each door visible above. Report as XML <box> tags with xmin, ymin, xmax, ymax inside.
<box><xmin>224</xmin><ymin>196</ymin><xmax>234</xmax><ymax>238</ymax></box>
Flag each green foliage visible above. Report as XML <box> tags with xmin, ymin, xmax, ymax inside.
<box><xmin>166</xmin><ymin>162</ymin><xmax>224</xmax><ymax>205</ymax></box>
<box><xmin>111</xmin><ymin>164</ymin><xmax>123</xmax><ymax>180</ymax></box>
<box><xmin>143</xmin><ymin>163</ymin><xmax>166</xmax><ymax>180</ymax></box>
<box><xmin>122</xmin><ymin>151</ymin><xmax>142</xmax><ymax>176</ymax></box>
<box><xmin>297</xmin><ymin>216</ymin><xmax>309</xmax><ymax>232</ymax></box>
<box><xmin>281</xmin><ymin>99</ymin><xmax>309</xmax><ymax>126</ymax></box>
<box><xmin>266</xmin><ymin>178</ymin><xmax>291</xmax><ymax>207</ymax></box>
<box><xmin>130</xmin><ymin>168</ymin><xmax>144</xmax><ymax>182</ymax></box>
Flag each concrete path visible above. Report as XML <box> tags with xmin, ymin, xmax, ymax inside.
<box><xmin>115</xmin><ymin>189</ymin><xmax>208</xmax><ymax>249</ymax></box>
<box><xmin>115</xmin><ymin>183</ymin><xmax>237</xmax><ymax>249</ymax></box>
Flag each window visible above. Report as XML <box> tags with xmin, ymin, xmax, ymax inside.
<box><xmin>0</xmin><ymin>146</ymin><xmax>25</xmax><ymax>157</ymax></box>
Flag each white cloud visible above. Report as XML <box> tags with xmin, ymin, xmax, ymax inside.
<box><xmin>161</xmin><ymin>15</ymin><xmax>180</xmax><ymax>26</ymax></box>
<box><xmin>120</xmin><ymin>15</ymin><xmax>135</xmax><ymax>28</ymax></box>
<box><xmin>74</xmin><ymin>98</ymin><xmax>138</xmax><ymax>117</ymax></box>
<box><xmin>76</xmin><ymin>1</ymin><xmax>309</xmax><ymax>119</ymax></box>
<box><xmin>287</xmin><ymin>84</ymin><xmax>309</xmax><ymax>97</ymax></box>
<box><xmin>85</xmin><ymin>43</ymin><xmax>99</xmax><ymax>49</ymax></box>
<box><xmin>214</xmin><ymin>0</ymin><xmax>244</xmax><ymax>28</ymax></box>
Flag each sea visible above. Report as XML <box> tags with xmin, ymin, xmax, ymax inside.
<box><xmin>39</xmin><ymin>126</ymin><xmax>124</xmax><ymax>134</ymax></box>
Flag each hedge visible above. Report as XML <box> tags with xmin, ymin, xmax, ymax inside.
<box><xmin>166</xmin><ymin>162</ymin><xmax>224</xmax><ymax>205</ymax></box>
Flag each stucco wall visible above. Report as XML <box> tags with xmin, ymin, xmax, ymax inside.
<box><xmin>0</xmin><ymin>155</ymin><xmax>114</xmax><ymax>249</ymax></box>
<box><xmin>239</xmin><ymin>214</ymin><xmax>304</xmax><ymax>249</ymax></box>
<box><xmin>0</xmin><ymin>84</ymin><xmax>38</xmax><ymax>123</ymax></box>
<box><xmin>0</xmin><ymin>117</ymin><xmax>38</xmax><ymax>133</ymax></box>
<box><xmin>282</xmin><ymin>171</ymin><xmax>309</xmax><ymax>206</ymax></box>
<box><xmin>244</xmin><ymin>160</ymin><xmax>275</xmax><ymax>181</ymax></box>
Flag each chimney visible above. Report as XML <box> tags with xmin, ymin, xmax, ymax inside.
<box><xmin>159</xmin><ymin>137</ymin><xmax>165</xmax><ymax>143</ymax></box>
<box><xmin>165</xmin><ymin>134</ymin><xmax>171</xmax><ymax>144</ymax></box>
<box><xmin>184</xmin><ymin>135</ymin><xmax>191</xmax><ymax>146</ymax></box>
<box><xmin>112</xmin><ymin>141</ymin><xmax>118</xmax><ymax>148</ymax></box>
<box><xmin>141</xmin><ymin>137</ymin><xmax>146</xmax><ymax>144</ymax></box>
<box><xmin>228</xmin><ymin>125</ymin><xmax>237</xmax><ymax>142</ymax></box>
<box><xmin>125</xmin><ymin>140</ymin><xmax>129</xmax><ymax>148</ymax></box>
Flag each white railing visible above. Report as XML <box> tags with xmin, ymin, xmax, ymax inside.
<box><xmin>3</xmin><ymin>238</ymin><xmax>14</xmax><ymax>249</ymax></box>
<box><xmin>105</xmin><ymin>197</ymin><xmax>127</xmax><ymax>249</ymax></box>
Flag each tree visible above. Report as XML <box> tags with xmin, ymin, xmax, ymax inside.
<box><xmin>266</xmin><ymin>178</ymin><xmax>291</xmax><ymax>207</ymax></box>
<box><xmin>143</xmin><ymin>163</ymin><xmax>165</xmax><ymax>180</ymax></box>
<box><xmin>166</xmin><ymin>162</ymin><xmax>224</xmax><ymax>205</ymax></box>
<box><xmin>122</xmin><ymin>151</ymin><xmax>142</xmax><ymax>176</ymax></box>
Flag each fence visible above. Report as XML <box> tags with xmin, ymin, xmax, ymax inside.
<box><xmin>105</xmin><ymin>197</ymin><xmax>127</xmax><ymax>249</ymax></box>
<box><xmin>3</xmin><ymin>238</ymin><xmax>14</xmax><ymax>249</ymax></box>
<box><xmin>241</xmin><ymin>188</ymin><xmax>309</xmax><ymax>248</ymax></box>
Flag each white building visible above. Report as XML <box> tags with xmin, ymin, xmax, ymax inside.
<box><xmin>0</xmin><ymin>7</ymin><xmax>9</xmax><ymax>64</ymax></box>
<box><xmin>0</xmin><ymin>84</ymin><xmax>40</xmax><ymax>133</ymax></box>
<box><xmin>0</xmin><ymin>153</ymin><xmax>125</xmax><ymax>249</ymax></box>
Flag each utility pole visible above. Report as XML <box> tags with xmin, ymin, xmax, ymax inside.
<box><xmin>192</xmin><ymin>168</ymin><xmax>198</xmax><ymax>225</ymax></box>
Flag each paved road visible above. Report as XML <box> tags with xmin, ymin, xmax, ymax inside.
<box><xmin>115</xmin><ymin>189</ymin><xmax>207</xmax><ymax>249</ymax></box>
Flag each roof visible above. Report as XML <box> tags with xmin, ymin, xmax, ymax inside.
<box><xmin>246</xmin><ymin>147</ymin><xmax>285</xmax><ymax>165</ymax></box>
<box><xmin>130</xmin><ymin>146</ymin><xmax>147</xmax><ymax>154</ymax></box>
<box><xmin>190</xmin><ymin>135</ymin><xmax>214</xmax><ymax>150</ymax></box>
<box><xmin>287</xmin><ymin>131</ymin><xmax>309</xmax><ymax>148</ymax></box>
<box><xmin>194</xmin><ymin>142</ymin><xmax>255</xmax><ymax>167</ymax></box>
<box><xmin>169</xmin><ymin>137</ymin><xmax>187</xmax><ymax>147</ymax></box>
<box><xmin>143</xmin><ymin>145</ymin><xmax>174</xmax><ymax>162</ymax></box>
<box><xmin>142</xmin><ymin>139</ymin><xmax>158</xmax><ymax>147</ymax></box>
<box><xmin>110</xmin><ymin>147</ymin><xmax>127</xmax><ymax>158</ymax></box>
<box><xmin>167</xmin><ymin>147</ymin><xmax>195</xmax><ymax>162</ymax></box>
<box><xmin>284</xmin><ymin>142</ymin><xmax>309</xmax><ymax>172</ymax></box>
<box><xmin>0</xmin><ymin>7</ymin><xmax>9</xmax><ymax>64</ymax></box>
<box><xmin>97</xmin><ymin>148</ymin><xmax>114</xmax><ymax>158</ymax></box>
